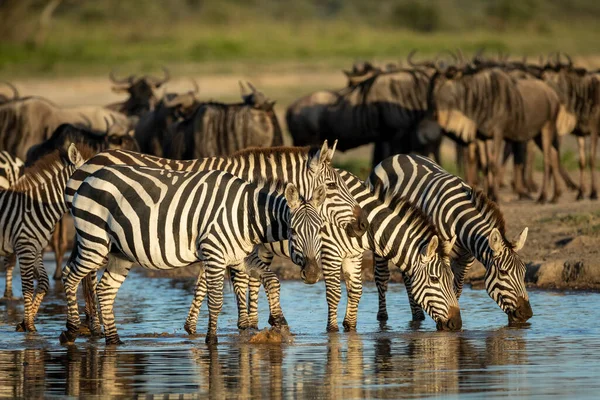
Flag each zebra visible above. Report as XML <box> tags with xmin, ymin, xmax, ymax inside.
<box><xmin>63</xmin><ymin>142</ymin><xmax>368</xmax><ymax>333</ymax></box>
<box><xmin>60</xmin><ymin>166</ymin><xmax>327</xmax><ymax>345</ymax></box>
<box><xmin>367</xmin><ymin>154</ymin><xmax>533</xmax><ymax>324</ymax></box>
<box><xmin>0</xmin><ymin>143</ymin><xmax>90</xmax><ymax>332</ymax></box>
<box><xmin>0</xmin><ymin>151</ymin><xmax>24</xmax><ymax>300</ymax></box>
<box><xmin>186</xmin><ymin>169</ymin><xmax>463</xmax><ymax>333</ymax></box>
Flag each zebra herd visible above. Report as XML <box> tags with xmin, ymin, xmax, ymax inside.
<box><xmin>0</xmin><ymin>133</ymin><xmax>532</xmax><ymax>345</ymax></box>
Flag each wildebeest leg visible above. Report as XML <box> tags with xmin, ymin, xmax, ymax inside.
<box><xmin>512</xmin><ymin>141</ymin><xmax>532</xmax><ymax>199</ymax></box>
<box><xmin>51</xmin><ymin>219</ymin><xmax>68</xmax><ymax>280</ymax></box>
<box><xmin>372</xmin><ymin>141</ymin><xmax>392</xmax><ymax>169</ymax></box>
<box><xmin>490</xmin><ymin>133</ymin><xmax>504</xmax><ymax>202</ymax></box>
<box><xmin>590</xmin><ymin>131</ymin><xmax>598</xmax><ymax>200</ymax></box>
<box><xmin>525</xmin><ymin>140</ymin><xmax>539</xmax><ymax>193</ymax></box>
<box><xmin>550</xmin><ymin>132</ymin><xmax>563</xmax><ymax>203</ymax></box>
<box><xmin>497</xmin><ymin>140</ymin><xmax>510</xmax><ymax>188</ymax></box>
<box><xmin>535</xmin><ymin>127</ymin><xmax>552</xmax><ymax>204</ymax></box>
<box><xmin>456</xmin><ymin>142</ymin><xmax>465</xmax><ymax>177</ymax></box>
<box><xmin>465</xmin><ymin>142</ymin><xmax>478</xmax><ymax>186</ymax></box>
<box><xmin>576</xmin><ymin>136</ymin><xmax>587</xmax><ymax>200</ymax></box>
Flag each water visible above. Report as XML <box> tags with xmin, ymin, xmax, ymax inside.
<box><xmin>1</xmin><ymin>266</ymin><xmax>599</xmax><ymax>399</ymax></box>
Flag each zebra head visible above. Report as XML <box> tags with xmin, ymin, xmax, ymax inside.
<box><xmin>310</xmin><ymin>140</ymin><xmax>369</xmax><ymax>238</ymax></box>
<box><xmin>486</xmin><ymin>227</ymin><xmax>532</xmax><ymax>324</ymax></box>
<box><xmin>0</xmin><ymin>151</ymin><xmax>23</xmax><ymax>188</ymax></box>
<box><xmin>409</xmin><ymin>235</ymin><xmax>462</xmax><ymax>331</ymax></box>
<box><xmin>284</xmin><ymin>183</ymin><xmax>326</xmax><ymax>284</ymax></box>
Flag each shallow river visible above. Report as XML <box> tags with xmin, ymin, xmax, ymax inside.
<box><xmin>0</xmin><ymin>265</ymin><xmax>599</xmax><ymax>399</ymax></box>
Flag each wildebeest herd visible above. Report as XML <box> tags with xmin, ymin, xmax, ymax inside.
<box><xmin>1</xmin><ymin>48</ymin><xmax>596</xmax><ymax>344</ymax></box>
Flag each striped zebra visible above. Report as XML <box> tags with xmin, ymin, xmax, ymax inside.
<box><xmin>0</xmin><ymin>151</ymin><xmax>23</xmax><ymax>300</ymax></box>
<box><xmin>61</xmin><ymin>166</ymin><xmax>326</xmax><ymax>345</ymax></box>
<box><xmin>187</xmin><ymin>169</ymin><xmax>463</xmax><ymax>333</ymax></box>
<box><xmin>0</xmin><ymin>144</ymin><xmax>89</xmax><ymax>332</ymax></box>
<box><xmin>368</xmin><ymin>154</ymin><xmax>533</xmax><ymax>324</ymax></box>
<box><xmin>65</xmin><ymin>142</ymin><xmax>369</xmax><ymax>274</ymax></box>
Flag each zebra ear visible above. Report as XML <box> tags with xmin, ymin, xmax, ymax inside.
<box><xmin>489</xmin><ymin>228</ymin><xmax>504</xmax><ymax>255</ymax></box>
<box><xmin>310</xmin><ymin>184</ymin><xmax>327</xmax><ymax>209</ymax></box>
<box><xmin>513</xmin><ymin>227</ymin><xmax>528</xmax><ymax>252</ymax></box>
<box><xmin>420</xmin><ymin>235</ymin><xmax>439</xmax><ymax>261</ymax></box>
<box><xmin>310</xmin><ymin>141</ymin><xmax>329</xmax><ymax>172</ymax></box>
<box><xmin>285</xmin><ymin>184</ymin><xmax>301</xmax><ymax>211</ymax></box>
<box><xmin>326</xmin><ymin>140</ymin><xmax>338</xmax><ymax>163</ymax></box>
<box><xmin>443</xmin><ymin>235</ymin><xmax>457</xmax><ymax>255</ymax></box>
<box><xmin>67</xmin><ymin>143</ymin><xmax>83</xmax><ymax>167</ymax></box>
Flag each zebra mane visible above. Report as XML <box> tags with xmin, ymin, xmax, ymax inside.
<box><xmin>470</xmin><ymin>188</ymin><xmax>507</xmax><ymax>237</ymax></box>
<box><xmin>252</xmin><ymin>178</ymin><xmax>290</xmax><ymax>196</ymax></box>
<box><xmin>231</xmin><ymin>145</ymin><xmax>318</xmax><ymax>159</ymax></box>
<box><xmin>9</xmin><ymin>144</ymin><xmax>95</xmax><ymax>192</ymax></box>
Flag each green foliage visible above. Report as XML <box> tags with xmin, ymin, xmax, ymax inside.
<box><xmin>391</xmin><ymin>1</ymin><xmax>441</xmax><ymax>32</ymax></box>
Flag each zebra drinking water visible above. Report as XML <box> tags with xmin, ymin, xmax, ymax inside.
<box><xmin>61</xmin><ymin>166</ymin><xmax>327</xmax><ymax>345</ymax></box>
<box><xmin>368</xmin><ymin>154</ymin><xmax>532</xmax><ymax>324</ymax></box>
<box><xmin>188</xmin><ymin>169</ymin><xmax>463</xmax><ymax>333</ymax></box>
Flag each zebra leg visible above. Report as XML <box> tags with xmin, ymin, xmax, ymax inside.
<box><xmin>590</xmin><ymin>131</ymin><xmax>598</xmax><ymax>200</ymax></box>
<box><xmin>29</xmin><ymin>253</ymin><xmax>50</xmax><ymax>325</ymax></box>
<box><xmin>342</xmin><ymin>255</ymin><xmax>363</xmax><ymax>332</ymax></box>
<box><xmin>15</xmin><ymin>249</ymin><xmax>41</xmax><ymax>332</ymax></box>
<box><xmin>205</xmin><ymin>261</ymin><xmax>227</xmax><ymax>345</ymax></box>
<box><xmin>51</xmin><ymin>219</ymin><xmax>68</xmax><ymax>280</ymax></box>
<box><xmin>247</xmin><ymin>276</ymin><xmax>261</xmax><ymax>329</ymax></box>
<box><xmin>82</xmin><ymin>271</ymin><xmax>103</xmax><ymax>336</ymax></box>
<box><xmin>184</xmin><ymin>268</ymin><xmax>208</xmax><ymax>335</ymax></box>
<box><xmin>96</xmin><ymin>255</ymin><xmax>134</xmax><ymax>345</ymax></box>
<box><xmin>322</xmin><ymin>251</ymin><xmax>343</xmax><ymax>332</ymax></box>
<box><xmin>229</xmin><ymin>267</ymin><xmax>251</xmax><ymax>330</ymax></box>
<box><xmin>401</xmin><ymin>271</ymin><xmax>426</xmax><ymax>321</ymax></box>
<box><xmin>374</xmin><ymin>255</ymin><xmax>390</xmax><ymax>322</ymax></box>
<box><xmin>246</xmin><ymin>261</ymin><xmax>286</xmax><ymax>328</ymax></box>
<box><xmin>2</xmin><ymin>255</ymin><xmax>17</xmax><ymax>300</ymax></box>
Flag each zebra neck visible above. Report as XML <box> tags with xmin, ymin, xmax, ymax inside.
<box><xmin>462</xmin><ymin>223</ymin><xmax>497</xmax><ymax>269</ymax></box>
<box><xmin>248</xmin><ymin>189</ymin><xmax>291</xmax><ymax>245</ymax></box>
<box><xmin>12</xmin><ymin>162</ymin><xmax>73</xmax><ymax>209</ymax></box>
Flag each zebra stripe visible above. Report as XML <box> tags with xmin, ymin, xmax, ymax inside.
<box><xmin>368</xmin><ymin>154</ymin><xmax>532</xmax><ymax>324</ymax></box>
<box><xmin>188</xmin><ymin>169</ymin><xmax>462</xmax><ymax>333</ymax></box>
<box><xmin>0</xmin><ymin>144</ymin><xmax>86</xmax><ymax>332</ymax></box>
<box><xmin>60</xmin><ymin>166</ymin><xmax>325</xmax><ymax>345</ymax></box>
<box><xmin>0</xmin><ymin>151</ymin><xmax>23</xmax><ymax>300</ymax></box>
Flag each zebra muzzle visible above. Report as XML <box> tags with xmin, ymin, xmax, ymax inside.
<box><xmin>436</xmin><ymin>306</ymin><xmax>462</xmax><ymax>331</ymax></box>
<box><xmin>300</xmin><ymin>258</ymin><xmax>322</xmax><ymax>285</ymax></box>
<box><xmin>508</xmin><ymin>296</ymin><xmax>533</xmax><ymax>323</ymax></box>
<box><xmin>346</xmin><ymin>206</ymin><xmax>369</xmax><ymax>238</ymax></box>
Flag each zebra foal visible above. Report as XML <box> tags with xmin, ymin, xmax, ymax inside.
<box><xmin>61</xmin><ymin>166</ymin><xmax>327</xmax><ymax>345</ymax></box>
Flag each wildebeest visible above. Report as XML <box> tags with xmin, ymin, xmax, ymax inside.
<box><xmin>418</xmin><ymin>61</ymin><xmax>562</xmax><ymax>203</ymax></box>
<box><xmin>164</xmin><ymin>82</ymin><xmax>283</xmax><ymax>159</ymax></box>
<box><xmin>105</xmin><ymin>67</ymin><xmax>170</xmax><ymax>117</ymax></box>
<box><xmin>134</xmin><ymin>80</ymin><xmax>202</xmax><ymax>156</ymax></box>
<box><xmin>0</xmin><ymin>81</ymin><xmax>19</xmax><ymax>104</ymax></box>
<box><xmin>23</xmin><ymin>123</ymin><xmax>140</xmax><ymax>281</ymax></box>
<box><xmin>0</xmin><ymin>97</ymin><xmax>132</xmax><ymax>159</ymax></box>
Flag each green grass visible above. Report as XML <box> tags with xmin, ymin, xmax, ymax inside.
<box><xmin>1</xmin><ymin>18</ymin><xmax>600</xmax><ymax>78</ymax></box>
<box><xmin>333</xmin><ymin>159</ymin><xmax>372</xmax><ymax>180</ymax></box>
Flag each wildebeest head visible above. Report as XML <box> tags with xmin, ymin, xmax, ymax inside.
<box><xmin>343</xmin><ymin>61</ymin><xmax>382</xmax><ymax>86</ymax></box>
<box><xmin>239</xmin><ymin>81</ymin><xmax>276</xmax><ymax>111</ymax></box>
<box><xmin>109</xmin><ymin>67</ymin><xmax>170</xmax><ymax>116</ymax></box>
<box><xmin>162</xmin><ymin>79</ymin><xmax>202</xmax><ymax>118</ymax></box>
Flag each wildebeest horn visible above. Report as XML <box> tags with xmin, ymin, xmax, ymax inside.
<box><xmin>239</xmin><ymin>81</ymin><xmax>248</xmax><ymax>97</ymax></box>
<box><xmin>246</xmin><ymin>81</ymin><xmax>258</xmax><ymax>93</ymax></box>
<box><xmin>109</xmin><ymin>68</ymin><xmax>134</xmax><ymax>84</ymax></box>
<box><xmin>473</xmin><ymin>48</ymin><xmax>485</xmax><ymax>62</ymax></box>
<box><xmin>0</xmin><ymin>81</ymin><xmax>19</xmax><ymax>100</ymax></box>
<box><xmin>147</xmin><ymin>66</ymin><xmax>170</xmax><ymax>86</ymax></box>
<box><xmin>190</xmin><ymin>78</ymin><xmax>200</xmax><ymax>94</ymax></box>
<box><xmin>561</xmin><ymin>52</ymin><xmax>573</xmax><ymax>67</ymax></box>
<box><xmin>456</xmin><ymin>48</ymin><xmax>466</xmax><ymax>65</ymax></box>
<box><xmin>435</xmin><ymin>49</ymin><xmax>458</xmax><ymax>64</ymax></box>
<box><xmin>407</xmin><ymin>49</ymin><xmax>418</xmax><ymax>66</ymax></box>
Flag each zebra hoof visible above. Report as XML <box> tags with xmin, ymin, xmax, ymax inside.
<box><xmin>342</xmin><ymin>321</ymin><xmax>357</xmax><ymax>332</ymax></box>
<box><xmin>376</xmin><ymin>311</ymin><xmax>389</xmax><ymax>322</ymax></box>
<box><xmin>237</xmin><ymin>320</ymin><xmax>251</xmax><ymax>330</ymax></box>
<box><xmin>16</xmin><ymin>322</ymin><xmax>36</xmax><ymax>333</ymax></box>
<box><xmin>105</xmin><ymin>336</ymin><xmax>124</xmax><ymax>345</ymax></box>
<box><xmin>205</xmin><ymin>334</ymin><xmax>218</xmax><ymax>345</ymax></box>
<box><xmin>268</xmin><ymin>315</ymin><xmax>288</xmax><ymax>327</ymax></box>
<box><xmin>326</xmin><ymin>324</ymin><xmax>339</xmax><ymax>333</ymax></box>
<box><xmin>412</xmin><ymin>313</ymin><xmax>426</xmax><ymax>322</ymax></box>
<box><xmin>183</xmin><ymin>323</ymin><xmax>197</xmax><ymax>336</ymax></box>
<box><xmin>59</xmin><ymin>330</ymin><xmax>78</xmax><ymax>345</ymax></box>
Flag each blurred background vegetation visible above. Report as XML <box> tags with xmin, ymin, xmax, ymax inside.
<box><xmin>1</xmin><ymin>0</ymin><xmax>600</xmax><ymax>77</ymax></box>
